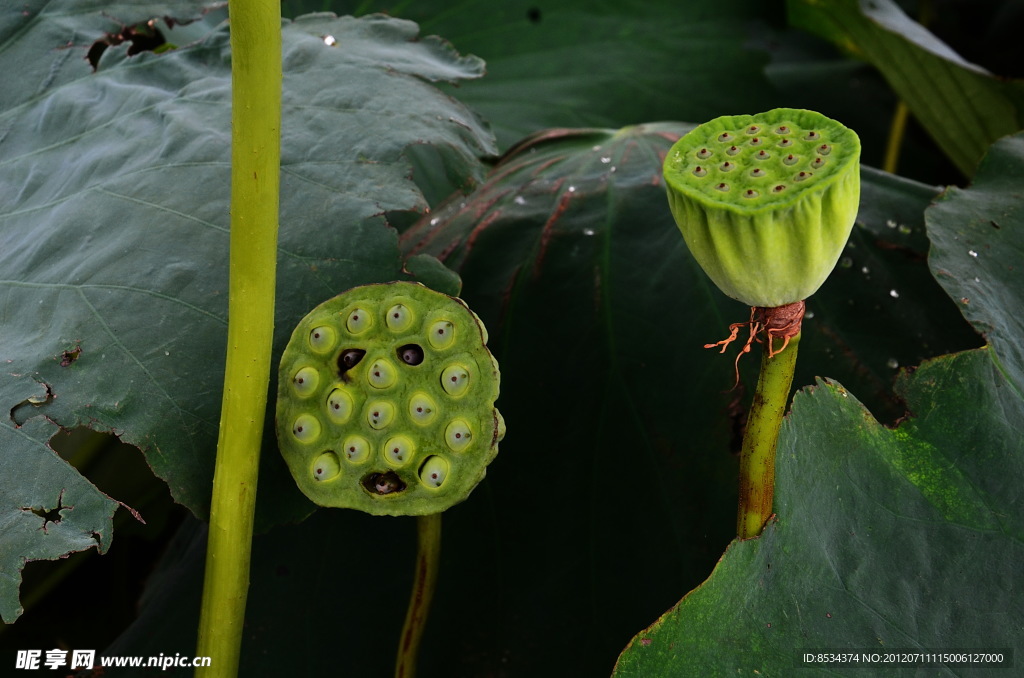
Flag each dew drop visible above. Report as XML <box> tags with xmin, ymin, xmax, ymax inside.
<box><xmin>600</xmin><ymin>156</ymin><xmax>612</xmax><ymax>164</ymax></box>
<box><xmin>886</xmin><ymin>358</ymin><xmax>899</xmax><ymax>369</ymax></box>
<box><xmin>897</xmin><ymin>224</ymin><xmax>912</xmax><ymax>235</ymax></box>
<box><xmin>514</xmin><ymin>196</ymin><xmax>527</xmax><ymax>205</ymax></box>
<box><xmin>582</xmin><ymin>228</ymin><xmax>596</xmax><ymax>236</ymax></box>
<box><xmin>889</xmin><ymin>289</ymin><xmax>900</xmax><ymax>299</ymax></box>
<box><xmin>323</xmin><ymin>35</ymin><xmax>337</xmax><ymax>46</ymax></box>
<box><xmin>839</xmin><ymin>257</ymin><xmax>853</xmax><ymax>269</ymax></box>
<box><xmin>568</xmin><ymin>185</ymin><xmax>576</xmax><ymax>193</ymax></box>
<box><xmin>968</xmin><ymin>249</ymin><xmax>978</xmax><ymax>257</ymax></box>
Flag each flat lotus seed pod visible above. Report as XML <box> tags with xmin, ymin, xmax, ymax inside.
<box><xmin>663</xmin><ymin>108</ymin><xmax>861</xmax><ymax>307</ymax></box>
<box><xmin>277</xmin><ymin>281</ymin><xmax>503</xmax><ymax>516</ymax></box>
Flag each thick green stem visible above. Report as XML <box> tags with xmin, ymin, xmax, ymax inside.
<box><xmin>736</xmin><ymin>332</ymin><xmax>800</xmax><ymax>539</ymax></box>
<box><xmin>195</xmin><ymin>2</ymin><xmax>281</xmax><ymax>676</ymax></box>
<box><xmin>395</xmin><ymin>513</ymin><xmax>443</xmax><ymax>678</ymax></box>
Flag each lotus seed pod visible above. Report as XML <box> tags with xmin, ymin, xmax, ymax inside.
<box><xmin>276</xmin><ymin>281</ymin><xmax>503</xmax><ymax>516</ymax></box>
<box><xmin>663</xmin><ymin>108</ymin><xmax>861</xmax><ymax>307</ymax></box>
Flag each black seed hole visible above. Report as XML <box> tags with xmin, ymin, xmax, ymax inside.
<box><xmin>362</xmin><ymin>471</ymin><xmax>407</xmax><ymax>496</ymax></box>
<box><xmin>397</xmin><ymin>343</ymin><xmax>424</xmax><ymax>366</ymax></box>
<box><xmin>337</xmin><ymin>348</ymin><xmax>366</xmax><ymax>380</ymax></box>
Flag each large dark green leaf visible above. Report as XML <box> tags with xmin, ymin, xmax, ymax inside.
<box><xmin>291</xmin><ymin>0</ymin><xmax>783</xmax><ymax>149</ymax></box>
<box><xmin>0</xmin><ymin>2</ymin><xmax>494</xmax><ymax>622</ymax></box>
<box><xmin>614</xmin><ymin>349</ymin><xmax>1022</xmax><ymax>676</ymax></box>
<box><xmin>926</xmin><ymin>132</ymin><xmax>1024</xmax><ymax>391</ymax></box>
<box><xmin>788</xmin><ymin>0</ymin><xmax>1024</xmax><ymax>177</ymax></box>
<box><xmin>612</xmin><ymin>131</ymin><xmax>1024</xmax><ymax>676</ymax></box>
<box><xmin>392</xmin><ymin>123</ymin><xmax>977</xmax><ymax>674</ymax></box>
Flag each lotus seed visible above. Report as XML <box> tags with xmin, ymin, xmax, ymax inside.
<box><xmin>441</xmin><ymin>364</ymin><xmax>471</xmax><ymax>397</ymax></box>
<box><xmin>818</xmin><ymin>144</ymin><xmax>831</xmax><ymax>155</ymax></box>
<box><xmin>749</xmin><ymin>137</ymin><xmax>762</xmax><ymax>146</ymax></box>
<box><xmin>366</xmin><ymin>358</ymin><xmax>397</xmax><ymax>389</ymax></box>
<box><xmin>805</xmin><ymin>131</ymin><xmax>820</xmax><ymax>140</ymax></box>
<box><xmin>746</xmin><ymin>125</ymin><xmax>759</xmax><ymax>134</ymax></box>
<box><xmin>312</xmin><ymin>451</ymin><xmax>341</xmax><ymax>482</ymax></box>
<box><xmin>419</xmin><ymin>456</ymin><xmax>449</xmax><ymax>489</ymax></box>
<box><xmin>408</xmin><ymin>391</ymin><xmax>438</xmax><ymax>425</ymax></box>
<box><xmin>755</xmin><ymin>150</ymin><xmax>770</xmax><ymax>160</ymax></box>
<box><xmin>346</xmin><ymin>308</ymin><xmax>371</xmax><ymax>334</ymax></box>
<box><xmin>751</xmin><ymin>168</ymin><xmax>766</xmax><ymax>178</ymax></box>
<box><xmin>795</xmin><ymin>171</ymin><xmax>812</xmax><ymax>181</ymax></box>
<box><xmin>776</xmin><ymin>125</ymin><xmax>789</xmax><ymax>134</ymax></box>
<box><xmin>697</xmin><ymin>148</ymin><xmax>712</xmax><ymax>159</ymax></box>
<box><xmin>385</xmin><ymin>303</ymin><xmax>413</xmax><ymax>331</ymax></box>
<box><xmin>338</xmin><ymin>348</ymin><xmax>366</xmax><ymax>377</ymax></box>
<box><xmin>326</xmin><ymin>388</ymin><xmax>355</xmax><ymax>423</ymax></box>
<box><xmin>342</xmin><ymin>434</ymin><xmax>370</xmax><ymax>463</ymax></box>
<box><xmin>383</xmin><ymin>434</ymin><xmax>415</xmax><ymax>467</ymax></box>
<box><xmin>744</xmin><ymin>189</ymin><xmax>759</xmax><ymax>199</ymax></box>
<box><xmin>693</xmin><ymin>166</ymin><xmax>707</xmax><ymax>177</ymax></box>
<box><xmin>397</xmin><ymin>343</ymin><xmax>425</xmax><ymax>366</ymax></box>
<box><xmin>309</xmin><ymin>326</ymin><xmax>336</xmax><ymax>353</ymax></box>
<box><xmin>811</xmin><ymin>157</ymin><xmax>825</xmax><ymax>169</ymax></box>
<box><xmin>718</xmin><ymin>132</ymin><xmax>733</xmax><ymax>142</ymax></box>
<box><xmin>427</xmin><ymin>320</ymin><xmax>455</xmax><ymax>350</ymax></box>
<box><xmin>716</xmin><ymin>183</ymin><xmax>729</xmax><ymax>192</ymax></box>
<box><xmin>726</xmin><ymin>145</ymin><xmax>741</xmax><ymax>156</ymax></box>
<box><xmin>783</xmin><ymin>154</ymin><xmax>798</xmax><ymax>165</ymax></box>
<box><xmin>778</xmin><ymin>138</ymin><xmax>793</xmax><ymax>148</ymax></box>
<box><xmin>292</xmin><ymin>414</ymin><xmax>322</xmax><ymax>443</ymax></box>
<box><xmin>366</xmin><ymin>400</ymin><xmax>395</xmax><ymax>429</ymax></box>
<box><xmin>444</xmin><ymin>419</ymin><xmax>473</xmax><ymax>452</ymax></box>
<box><xmin>292</xmin><ymin>367</ymin><xmax>319</xmax><ymax>397</ymax></box>
<box><xmin>364</xmin><ymin>471</ymin><xmax>406</xmax><ymax>495</ymax></box>
<box><xmin>720</xmin><ymin>161</ymin><xmax>734</xmax><ymax>172</ymax></box>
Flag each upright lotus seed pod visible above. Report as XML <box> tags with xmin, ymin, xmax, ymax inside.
<box><xmin>276</xmin><ymin>281</ymin><xmax>504</xmax><ymax>516</ymax></box>
<box><xmin>663</xmin><ymin>108</ymin><xmax>860</xmax><ymax>310</ymax></box>
<box><xmin>663</xmin><ymin>109</ymin><xmax>861</xmax><ymax>540</ymax></box>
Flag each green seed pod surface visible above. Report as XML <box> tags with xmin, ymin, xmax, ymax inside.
<box><xmin>663</xmin><ymin>108</ymin><xmax>861</xmax><ymax>307</ymax></box>
<box><xmin>277</xmin><ymin>281</ymin><xmax>503</xmax><ymax>516</ymax></box>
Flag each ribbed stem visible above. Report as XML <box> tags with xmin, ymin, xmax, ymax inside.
<box><xmin>195</xmin><ymin>1</ymin><xmax>281</xmax><ymax>676</ymax></box>
<box><xmin>736</xmin><ymin>332</ymin><xmax>800</xmax><ymax>539</ymax></box>
<box><xmin>395</xmin><ymin>514</ymin><xmax>443</xmax><ymax>678</ymax></box>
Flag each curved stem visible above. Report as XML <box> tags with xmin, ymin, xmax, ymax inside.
<box><xmin>195</xmin><ymin>1</ymin><xmax>281</xmax><ymax>676</ymax></box>
<box><xmin>395</xmin><ymin>513</ymin><xmax>443</xmax><ymax>678</ymax></box>
<box><xmin>883</xmin><ymin>100</ymin><xmax>909</xmax><ymax>174</ymax></box>
<box><xmin>736</xmin><ymin>332</ymin><xmax>800</xmax><ymax>539</ymax></box>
